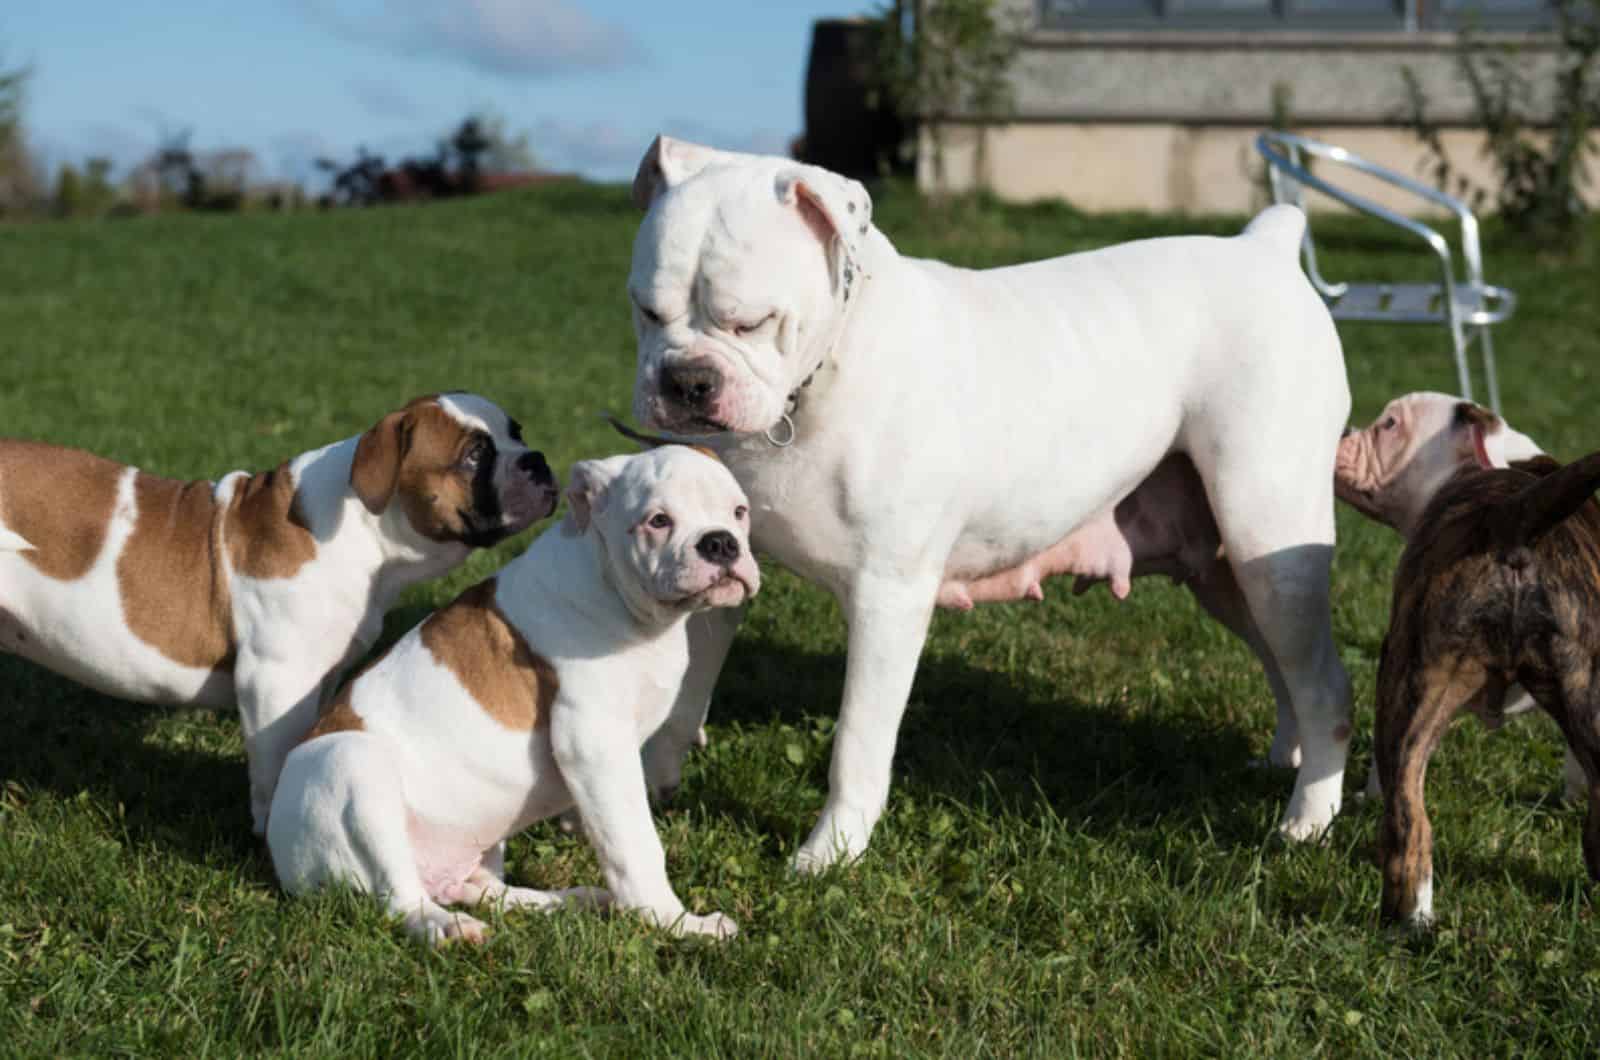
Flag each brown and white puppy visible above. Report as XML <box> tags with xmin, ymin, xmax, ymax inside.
<box><xmin>0</xmin><ymin>392</ymin><xmax>554</xmax><ymax>831</ymax></box>
<box><xmin>1367</xmin><ymin>447</ymin><xmax>1600</xmax><ymax>926</ymax></box>
<box><xmin>1335</xmin><ymin>392</ymin><xmax>1586</xmax><ymax>805</ymax></box>
<box><xmin>267</xmin><ymin>445</ymin><xmax>758</xmax><ymax>945</ymax></box>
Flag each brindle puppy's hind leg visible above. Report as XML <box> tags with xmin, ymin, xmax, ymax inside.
<box><xmin>1376</xmin><ymin>650</ymin><xmax>1491</xmax><ymax>927</ymax></box>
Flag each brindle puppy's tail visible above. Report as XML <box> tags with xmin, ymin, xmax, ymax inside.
<box><xmin>1495</xmin><ymin>451</ymin><xmax>1600</xmax><ymax>556</ymax></box>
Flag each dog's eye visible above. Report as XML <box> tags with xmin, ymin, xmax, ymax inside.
<box><xmin>734</xmin><ymin>505</ymin><xmax>748</xmax><ymax>521</ymax></box>
<box><xmin>733</xmin><ymin>313</ymin><xmax>775</xmax><ymax>337</ymax></box>
<box><xmin>1382</xmin><ymin>416</ymin><xmax>1397</xmax><ymax>431</ymax></box>
<box><xmin>638</xmin><ymin>305</ymin><xmax>664</xmax><ymax>327</ymax></box>
<box><xmin>461</xmin><ymin>437</ymin><xmax>492</xmax><ymax>469</ymax></box>
<box><xmin>647</xmin><ymin>512</ymin><xmax>673</xmax><ymax>531</ymax></box>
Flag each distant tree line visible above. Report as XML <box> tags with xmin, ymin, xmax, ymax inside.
<box><xmin>0</xmin><ymin>54</ymin><xmax>547</xmax><ymax>222</ymax></box>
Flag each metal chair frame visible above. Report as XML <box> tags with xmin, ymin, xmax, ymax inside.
<box><xmin>1256</xmin><ymin>130</ymin><xmax>1516</xmax><ymax>411</ymax></box>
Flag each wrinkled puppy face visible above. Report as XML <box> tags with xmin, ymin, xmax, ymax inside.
<box><xmin>1334</xmin><ymin>391</ymin><xmax>1542</xmax><ymax>536</ymax></box>
<box><xmin>350</xmin><ymin>392</ymin><xmax>558</xmax><ymax>548</ymax></box>
<box><xmin>566</xmin><ymin>447</ymin><xmax>760</xmax><ymax>625</ymax></box>
<box><xmin>627</xmin><ymin>135</ymin><xmax>873</xmax><ymax>436</ymax></box>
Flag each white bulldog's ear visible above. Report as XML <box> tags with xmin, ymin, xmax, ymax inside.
<box><xmin>774</xmin><ymin>165</ymin><xmax>873</xmax><ymax>295</ymax></box>
<box><xmin>632</xmin><ymin>135</ymin><xmax>752</xmax><ymax>210</ymax></box>
<box><xmin>563</xmin><ymin>457</ymin><xmax>621</xmax><ymax>534</ymax></box>
<box><xmin>351</xmin><ymin>409</ymin><xmax>413</xmax><ymax>515</ymax></box>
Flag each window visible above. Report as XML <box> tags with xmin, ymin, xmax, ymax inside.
<box><xmin>1037</xmin><ymin>0</ymin><xmax>1551</xmax><ymax>30</ymax></box>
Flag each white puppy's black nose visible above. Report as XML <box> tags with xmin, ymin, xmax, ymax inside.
<box><xmin>696</xmin><ymin>530</ymin><xmax>740</xmax><ymax>565</ymax></box>
<box><xmin>661</xmin><ymin>362</ymin><xmax>722</xmax><ymax>411</ymax></box>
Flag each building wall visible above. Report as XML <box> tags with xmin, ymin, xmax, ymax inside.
<box><xmin>917</xmin><ymin>1</ymin><xmax>1586</xmax><ymax>214</ymax></box>
<box><xmin>919</xmin><ymin>122</ymin><xmax>1600</xmax><ymax>214</ymax></box>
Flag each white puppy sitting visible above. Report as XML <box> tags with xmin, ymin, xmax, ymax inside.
<box><xmin>268</xmin><ymin>445</ymin><xmax>760</xmax><ymax>945</ymax></box>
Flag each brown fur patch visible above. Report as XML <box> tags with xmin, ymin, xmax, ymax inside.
<box><xmin>117</xmin><ymin>472</ymin><xmax>234</xmax><ymax>670</ymax></box>
<box><xmin>224</xmin><ymin>462</ymin><xmax>318</xmax><ymax>579</ymax></box>
<box><xmin>350</xmin><ymin>395</ymin><xmax>483</xmax><ymax>542</ymax></box>
<box><xmin>420</xmin><ymin>577</ymin><xmax>556</xmax><ymax>730</ymax></box>
<box><xmin>301</xmin><ymin>670</ymin><xmax>372</xmax><ymax>743</ymax></box>
<box><xmin>395</xmin><ymin>402</ymin><xmax>482</xmax><ymax>544</ymax></box>
<box><xmin>0</xmin><ymin>440</ymin><xmax>124</xmax><ymax>580</ymax></box>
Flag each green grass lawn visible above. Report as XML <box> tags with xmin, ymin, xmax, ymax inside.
<box><xmin>2</xmin><ymin>184</ymin><xmax>1598</xmax><ymax>1056</ymax></box>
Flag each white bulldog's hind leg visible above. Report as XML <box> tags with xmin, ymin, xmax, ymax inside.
<box><xmin>1192</xmin><ymin>406</ymin><xmax>1352</xmax><ymax>841</ymax></box>
<box><xmin>1186</xmin><ymin>559</ymin><xmax>1302</xmax><ymax>769</ymax></box>
<box><xmin>267</xmin><ymin>733</ymin><xmax>486</xmax><ymax>946</ymax></box>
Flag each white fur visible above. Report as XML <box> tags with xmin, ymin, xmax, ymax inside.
<box><xmin>268</xmin><ymin>446</ymin><xmax>757</xmax><ymax>945</ymax></box>
<box><xmin>0</xmin><ymin>393</ymin><xmax>547</xmax><ymax>832</ymax></box>
<box><xmin>627</xmin><ymin>137</ymin><xmax>1355</xmax><ymax>870</ymax></box>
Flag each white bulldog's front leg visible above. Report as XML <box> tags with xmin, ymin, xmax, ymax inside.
<box><xmin>793</xmin><ymin>569</ymin><xmax>939</xmax><ymax>874</ymax></box>
<box><xmin>643</xmin><ymin>605</ymin><xmax>743</xmax><ymax>803</ymax></box>
<box><xmin>552</xmin><ymin>695</ymin><xmax>736</xmax><ymax>939</ymax></box>
<box><xmin>236</xmin><ymin>655</ymin><xmax>330</xmax><ymax>834</ymax></box>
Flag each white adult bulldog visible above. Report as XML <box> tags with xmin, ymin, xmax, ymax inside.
<box><xmin>0</xmin><ymin>392</ymin><xmax>553</xmax><ymax>832</ymax></box>
<box><xmin>625</xmin><ymin>136</ymin><xmax>1355</xmax><ymax>872</ymax></box>
<box><xmin>268</xmin><ymin>445</ymin><xmax>759</xmax><ymax>944</ymax></box>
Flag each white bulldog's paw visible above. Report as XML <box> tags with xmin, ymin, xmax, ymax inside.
<box><xmin>672</xmin><ymin>911</ymin><xmax>738</xmax><ymax>940</ymax></box>
<box><xmin>791</xmin><ymin>813</ymin><xmax>871</xmax><ymax>875</ymax></box>
<box><xmin>1277</xmin><ymin>806</ymin><xmax>1337</xmax><ymax>843</ymax></box>
<box><xmin>408</xmin><ymin>906</ymin><xmax>490</xmax><ymax>947</ymax></box>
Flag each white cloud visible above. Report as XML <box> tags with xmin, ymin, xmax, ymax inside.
<box><xmin>295</xmin><ymin>0</ymin><xmax>645</xmax><ymax>78</ymax></box>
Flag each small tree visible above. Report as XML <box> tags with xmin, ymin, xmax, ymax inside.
<box><xmin>0</xmin><ymin>53</ymin><xmax>42</xmax><ymax>215</ymax></box>
<box><xmin>874</xmin><ymin>0</ymin><xmax>1023</xmax><ymax>196</ymax></box>
<box><xmin>1400</xmin><ymin>0</ymin><xmax>1600</xmax><ymax>251</ymax></box>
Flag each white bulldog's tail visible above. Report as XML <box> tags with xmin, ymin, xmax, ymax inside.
<box><xmin>1242</xmin><ymin>203</ymin><xmax>1307</xmax><ymax>254</ymax></box>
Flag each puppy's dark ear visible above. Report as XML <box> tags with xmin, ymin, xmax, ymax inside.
<box><xmin>1454</xmin><ymin>401</ymin><xmax>1502</xmax><ymax>469</ymax></box>
<box><xmin>351</xmin><ymin>410</ymin><xmax>413</xmax><ymax>514</ymax></box>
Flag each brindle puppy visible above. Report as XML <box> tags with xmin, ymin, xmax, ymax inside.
<box><xmin>1375</xmin><ymin>447</ymin><xmax>1600</xmax><ymax>926</ymax></box>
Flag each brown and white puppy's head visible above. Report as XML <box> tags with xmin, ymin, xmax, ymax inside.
<box><xmin>1334</xmin><ymin>391</ymin><xmax>1543</xmax><ymax>537</ymax></box>
<box><xmin>628</xmin><ymin>135</ymin><xmax>873</xmax><ymax>437</ymax></box>
<box><xmin>350</xmin><ymin>392</ymin><xmax>558</xmax><ymax>552</ymax></box>
<box><xmin>564</xmin><ymin>446</ymin><xmax>760</xmax><ymax>626</ymax></box>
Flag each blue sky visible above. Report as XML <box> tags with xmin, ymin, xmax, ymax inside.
<box><xmin>3</xmin><ymin>0</ymin><xmax>863</xmax><ymax>188</ymax></box>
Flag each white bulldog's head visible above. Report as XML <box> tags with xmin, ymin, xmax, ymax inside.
<box><xmin>564</xmin><ymin>445</ymin><xmax>760</xmax><ymax>625</ymax></box>
<box><xmin>351</xmin><ymin>392</ymin><xmax>558</xmax><ymax>550</ymax></box>
<box><xmin>1334</xmin><ymin>391</ymin><xmax>1542</xmax><ymax>537</ymax></box>
<box><xmin>627</xmin><ymin>135</ymin><xmax>874</xmax><ymax>436</ymax></box>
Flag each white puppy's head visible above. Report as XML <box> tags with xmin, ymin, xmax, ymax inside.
<box><xmin>1334</xmin><ymin>391</ymin><xmax>1542</xmax><ymax>537</ymax></box>
<box><xmin>564</xmin><ymin>445</ymin><xmax>760</xmax><ymax>625</ymax></box>
<box><xmin>351</xmin><ymin>392</ymin><xmax>558</xmax><ymax>550</ymax></box>
<box><xmin>627</xmin><ymin>135</ymin><xmax>874</xmax><ymax>437</ymax></box>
